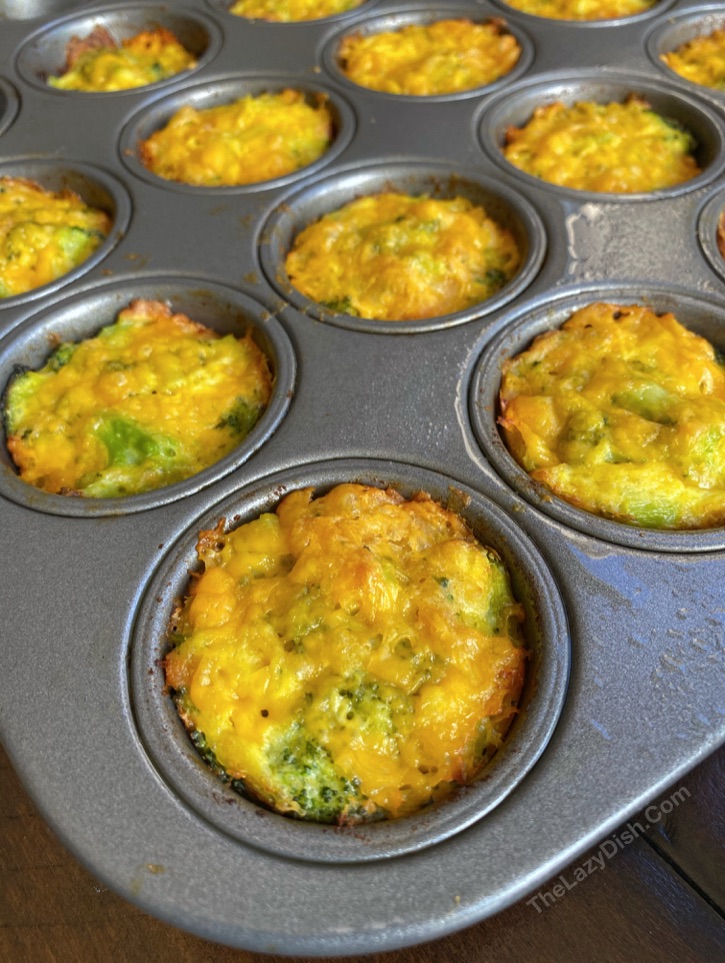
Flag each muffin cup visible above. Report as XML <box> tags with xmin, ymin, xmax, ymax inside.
<box><xmin>119</xmin><ymin>73</ymin><xmax>357</xmax><ymax>194</ymax></box>
<box><xmin>478</xmin><ymin>70</ymin><xmax>725</xmax><ymax>199</ymax></box>
<box><xmin>259</xmin><ymin>160</ymin><xmax>547</xmax><ymax>333</ymax></box>
<box><xmin>469</xmin><ymin>283</ymin><xmax>725</xmax><ymax>552</ymax></box>
<box><xmin>130</xmin><ymin>458</ymin><xmax>570</xmax><ymax>863</ymax></box>
<box><xmin>15</xmin><ymin>2</ymin><xmax>222</xmax><ymax>93</ymax></box>
<box><xmin>0</xmin><ymin>157</ymin><xmax>131</xmax><ymax>309</ymax></box>
<box><xmin>320</xmin><ymin>4</ymin><xmax>534</xmax><ymax>102</ymax></box>
<box><xmin>0</xmin><ymin>276</ymin><xmax>296</xmax><ymax>516</ymax></box>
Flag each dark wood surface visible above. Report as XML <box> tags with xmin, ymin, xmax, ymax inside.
<box><xmin>2</xmin><ymin>742</ymin><xmax>724</xmax><ymax>963</ymax></box>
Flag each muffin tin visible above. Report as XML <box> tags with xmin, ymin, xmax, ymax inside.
<box><xmin>0</xmin><ymin>0</ymin><xmax>723</xmax><ymax>956</ymax></box>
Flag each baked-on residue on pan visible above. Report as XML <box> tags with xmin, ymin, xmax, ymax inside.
<box><xmin>284</xmin><ymin>192</ymin><xmax>521</xmax><ymax>320</ymax></box>
<box><xmin>498</xmin><ymin>302</ymin><xmax>725</xmax><ymax>529</ymax></box>
<box><xmin>0</xmin><ymin>176</ymin><xmax>110</xmax><ymax>298</ymax></box>
<box><xmin>164</xmin><ymin>482</ymin><xmax>526</xmax><ymax>823</ymax></box>
<box><xmin>4</xmin><ymin>299</ymin><xmax>272</xmax><ymax>497</ymax></box>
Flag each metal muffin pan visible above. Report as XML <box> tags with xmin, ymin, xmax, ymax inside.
<box><xmin>0</xmin><ymin>0</ymin><xmax>724</xmax><ymax>956</ymax></box>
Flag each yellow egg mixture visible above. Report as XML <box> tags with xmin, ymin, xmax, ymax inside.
<box><xmin>0</xmin><ymin>177</ymin><xmax>110</xmax><ymax>299</ymax></box>
<box><xmin>140</xmin><ymin>89</ymin><xmax>333</xmax><ymax>187</ymax></box>
<box><xmin>661</xmin><ymin>28</ymin><xmax>725</xmax><ymax>92</ymax></box>
<box><xmin>503</xmin><ymin>97</ymin><xmax>701</xmax><ymax>193</ymax></box>
<box><xmin>164</xmin><ymin>483</ymin><xmax>526</xmax><ymax>823</ymax></box>
<box><xmin>284</xmin><ymin>192</ymin><xmax>521</xmax><ymax>321</ymax></box>
<box><xmin>229</xmin><ymin>0</ymin><xmax>365</xmax><ymax>23</ymax></box>
<box><xmin>501</xmin><ymin>0</ymin><xmax>657</xmax><ymax>20</ymax></box>
<box><xmin>498</xmin><ymin>302</ymin><xmax>725</xmax><ymax>529</ymax></box>
<box><xmin>4</xmin><ymin>299</ymin><xmax>272</xmax><ymax>498</ymax></box>
<box><xmin>338</xmin><ymin>18</ymin><xmax>521</xmax><ymax>96</ymax></box>
<box><xmin>48</xmin><ymin>26</ymin><xmax>197</xmax><ymax>92</ymax></box>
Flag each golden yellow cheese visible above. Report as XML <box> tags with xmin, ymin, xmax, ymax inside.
<box><xmin>338</xmin><ymin>19</ymin><xmax>521</xmax><ymax>96</ymax></box>
<box><xmin>503</xmin><ymin>97</ymin><xmax>701</xmax><ymax>193</ymax></box>
<box><xmin>48</xmin><ymin>27</ymin><xmax>197</xmax><ymax>92</ymax></box>
<box><xmin>0</xmin><ymin>176</ymin><xmax>110</xmax><ymax>299</ymax></box>
<box><xmin>498</xmin><ymin>302</ymin><xmax>725</xmax><ymax>529</ymax></box>
<box><xmin>164</xmin><ymin>483</ymin><xmax>526</xmax><ymax>823</ymax></box>
<box><xmin>284</xmin><ymin>192</ymin><xmax>521</xmax><ymax>321</ymax></box>
<box><xmin>139</xmin><ymin>89</ymin><xmax>333</xmax><ymax>187</ymax></box>
<box><xmin>4</xmin><ymin>299</ymin><xmax>272</xmax><ymax>498</ymax></box>
<box><xmin>661</xmin><ymin>29</ymin><xmax>725</xmax><ymax>92</ymax></box>
<box><xmin>229</xmin><ymin>0</ymin><xmax>365</xmax><ymax>22</ymax></box>
<box><xmin>501</xmin><ymin>0</ymin><xmax>656</xmax><ymax>20</ymax></box>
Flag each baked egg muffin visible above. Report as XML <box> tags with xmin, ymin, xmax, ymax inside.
<box><xmin>164</xmin><ymin>482</ymin><xmax>526</xmax><ymax>823</ymax></box>
<box><xmin>660</xmin><ymin>28</ymin><xmax>725</xmax><ymax>92</ymax></box>
<box><xmin>229</xmin><ymin>0</ymin><xmax>365</xmax><ymax>23</ymax></box>
<box><xmin>4</xmin><ymin>299</ymin><xmax>272</xmax><ymax>497</ymax></box>
<box><xmin>501</xmin><ymin>0</ymin><xmax>656</xmax><ymax>21</ymax></box>
<box><xmin>0</xmin><ymin>176</ymin><xmax>110</xmax><ymax>299</ymax></box>
<box><xmin>503</xmin><ymin>96</ymin><xmax>701</xmax><ymax>193</ymax></box>
<box><xmin>498</xmin><ymin>302</ymin><xmax>725</xmax><ymax>529</ymax></box>
<box><xmin>48</xmin><ymin>26</ymin><xmax>197</xmax><ymax>92</ymax></box>
<box><xmin>284</xmin><ymin>192</ymin><xmax>521</xmax><ymax>321</ymax></box>
<box><xmin>139</xmin><ymin>89</ymin><xmax>333</xmax><ymax>187</ymax></box>
<box><xmin>337</xmin><ymin>18</ymin><xmax>521</xmax><ymax>96</ymax></box>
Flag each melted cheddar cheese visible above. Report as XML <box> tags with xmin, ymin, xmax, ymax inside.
<box><xmin>0</xmin><ymin>177</ymin><xmax>110</xmax><ymax>299</ymax></box>
<box><xmin>4</xmin><ymin>299</ymin><xmax>272</xmax><ymax>497</ymax></box>
<box><xmin>503</xmin><ymin>97</ymin><xmax>700</xmax><ymax>193</ymax></box>
<box><xmin>661</xmin><ymin>29</ymin><xmax>725</xmax><ymax>92</ymax></box>
<box><xmin>498</xmin><ymin>302</ymin><xmax>725</xmax><ymax>529</ymax></box>
<box><xmin>502</xmin><ymin>0</ymin><xmax>656</xmax><ymax>20</ymax></box>
<box><xmin>284</xmin><ymin>192</ymin><xmax>521</xmax><ymax>321</ymax></box>
<box><xmin>338</xmin><ymin>19</ymin><xmax>521</xmax><ymax>96</ymax></box>
<box><xmin>140</xmin><ymin>89</ymin><xmax>333</xmax><ymax>187</ymax></box>
<box><xmin>164</xmin><ymin>483</ymin><xmax>526</xmax><ymax>823</ymax></box>
<box><xmin>48</xmin><ymin>27</ymin><xmax>197</xmax><ymax>92</ymax></box>
<box><xmin>229</xmin><ymin>0</ymin><xmax>365</xmax><ymax>22</ymax></box>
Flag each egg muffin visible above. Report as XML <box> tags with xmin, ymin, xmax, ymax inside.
<box><xmin>139</xmin><ymin>89</ymin><xmax>333</xmax><ymax>187</ymax></box>
<box><xmin>503</xmin><ymin>96</ymin><xmax>700</xmax><ymax>193</ymax></box>
<box><xmin>498</xmin><ymin>302</ymin><xmax>725</xmax><ymax>529</ymax></box>
<box><xmin>48</xmin><ymin>26</ymin><xmax>197</xmax><ymax>92</ymax></box>
<box><xmin>229</xmin><ymin>0</ymin><xmax>365</xmax><ymax>23</ymax></box>
<box><xmin>4</xmin><ymin>299</ymin><xmax>272</xmax><ymax>497</ymax></box>
<box><xmin>164</xmin><ymin>482</ymin><xmax>526</xmax><ymax>823</ymax></box>
<box><xmin>338</xmin><ymin>19</ymin><xmax>521</xmax><ymax>96</ymax></box>
<box><xmin>284</xmin><ymin>192</ymin><xmax>521</xmax><ymax>321</ymax></box>
<box><xmin>501</xmin><ymin>0</ymin><xmax>656</xmax><ymax>21</ymax></box>
<box><xmin>660</xmin><ymin>28</ymin><xmax>725</xmax><ymax>92</ymax></box>
<box><xmin>0</xmin><ymin>176</ymin><xmax>110</xmax><ymax>299</ymax></box>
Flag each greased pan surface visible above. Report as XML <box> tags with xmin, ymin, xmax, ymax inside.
<box><xmin>0</xmin><ymin>0</ymin><xmax>724</xmax><ymax>955</ymax></box>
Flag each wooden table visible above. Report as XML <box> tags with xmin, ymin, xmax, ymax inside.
<box><xmin>2</xmin><ymin>742</ymin><xmax>723</xmax><ymax>963</ymax></box>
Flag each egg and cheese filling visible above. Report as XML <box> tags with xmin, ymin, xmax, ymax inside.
<box><xmin>4</xmin><ymin>299</ymin><xmax>272</xmax><ymax>498</ymax></box>
<box><xmin>501</xmin><ymin>0</ymin><xmax>656</xmax><ymax>20</ymax></box>
<box><xmin>229</xmin><ymin>0</ymin><xmax>365</xmax><ymax>23</ymax></box>
<box><xmin>498</xmin><ymin>302</ymin><xmax>725</xmax><ymax>529</ymax></box>
<box><xmin>48</xmin><ymin>26</ymin><xmax>197</xmax><ymax>92</ymax></box>
<box><xmin>0</xmin><ymin>177</ymin><xmax>110</xmax><ymax>299</ymax></box>
<box><xmin>284</xmin><ymin>192</ymin><xmax>521</xmax><ymax>321</ymax></box>
<box><xmin>165</xmin><ymin>483</ymin><xmax>526</xmax><ymax>823</ymax></box>
<box><xmin>140</xmin><ymin>89</ymin><xmax>333</xmax><ymax>187</ymax></box>
<box><xmin>503</xmin><ymin>97</ymin><xmax>700</xmax><ymax>193</ymax></box>
<box><xmin>338</xmin><ymin>19</ymin><xmax>521</xmax><ymax>96</ymax></box>
<box><xmin>661</xmin><ymin>29</ymin><xmax>725</xmax><ymax>92</ymax></box>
